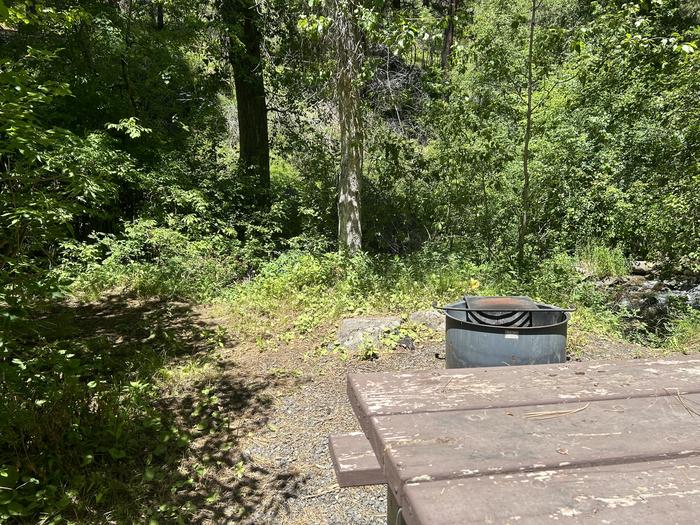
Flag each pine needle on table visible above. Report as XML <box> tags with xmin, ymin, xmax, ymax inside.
<box><xmin>523</xmin><ymin>403</ymin><xmax>590</xmax><ymax>420</ymax></box>
<box><xmin>665</xmin><ymin>388</ymin><xmax>700</xmax><ymax>417</ymax></box>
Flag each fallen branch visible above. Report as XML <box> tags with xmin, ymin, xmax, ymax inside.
<box><xmin>301</xmin><ymin>485</ymin><xmax>340</xmax><ymax>500</ymax></box>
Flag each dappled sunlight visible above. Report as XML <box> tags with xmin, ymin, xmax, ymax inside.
<box><xmin>2</xmin><ymin>295</ymin><xmax>306</xmax><ymax>523</ymax></box>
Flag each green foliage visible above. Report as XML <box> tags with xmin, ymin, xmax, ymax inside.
<box><xmin>2</xmin><ymin>0</ymin><xmax>700</xmax><ymax>521</ymax></box>
<box><xmin>0</xmin><ymin>297</ymin><xmax>239</xmax><ymax>523</ymax></box>
<box><xmin>57</xmin><ymin>219</ymin><xmax>245</xmax><ymax>301</ymax></box>
<box><xmin>665</xmin><ymin>308</ymin><xmax>700</xmax><ymax>352</ymax></box>
<box><xmin>218</xmin><ymin>248</ymin><xmax>484</xmax><ymax>340</ymax></box>
<box><xmin>576</xmin><ymin>244</ymin><xmax>629</xmax><ymax>280</ymax></box>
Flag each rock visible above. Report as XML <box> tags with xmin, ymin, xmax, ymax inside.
<box><xmin>408</xmin><ymin>310</ymin><xmax>445</xmax><ymax>332</ymax></box>
<box><xmin>687</xmin><ymin>284</ymin><xmax>700</xmax><ymax>309</ymax></box>
<box><xmin>336</xmin><ymin>316</ymin><xmax>401</xmax><ymax>351</ymax></box>
<box><xmin>596</xmin><ymin>272</ymin><xmax>700</xmax><ymax>336</ymax></box>
<box><xmin>631</xmin><ymin>260</ymin><xmax>656</xmax><ymax>276</ymax></box>
<box><xmin>396</xmin><ymin>335</ymin><xmax>416</xmax><ymax>351</ymax></box>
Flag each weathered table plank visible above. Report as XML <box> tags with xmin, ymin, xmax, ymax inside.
<box><xmin>373</xmin><ymin>393</ymin><xmax>700</xmax><ymax>505</ymax></box>
<box><xmin>402</xmin><ymin>457</ymin><xmax>700</xmax><ymax>525</ymax></box>
<box><xmin>346</xmin><ymin>356</ymin><xmax>700</xmax><ymax>524</ymax></box>
<box><xmin>348</xmin><ymin>357</ymin><xmax>700</xmax><ymax>437</ymax></box>
<box><xmin>328</xmin><ymin>432</ymin><xmax>384</xmax><ymax>487</ymax></box>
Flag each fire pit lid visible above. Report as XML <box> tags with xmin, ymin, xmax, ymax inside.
<box><xmin>465</xmin><ymin>296</ymin><xmax>536</xmax><ymax>312</ymax></box>
<box><xmin>464</xmin><ymin>296</ymin><xmax>537</xmax><ymax>327</ymax></box>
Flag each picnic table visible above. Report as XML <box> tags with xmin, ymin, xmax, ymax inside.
<box><xmin>340</xmin><ymin>356</ymin><xmax>700</xmax><ymax>524</ymax></box>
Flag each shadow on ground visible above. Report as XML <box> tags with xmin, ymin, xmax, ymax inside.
<box><xmin>3</xmin><ymin>294</ymin><xmax>306</xmax><ymax>523</ymax></box>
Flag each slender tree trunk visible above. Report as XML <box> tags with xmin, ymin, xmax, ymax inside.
<box><xmin>441</xmin><ymin>0</ymin><xmax>458</xmax><ymax>71</ymax></box>
<box><xmin>517</xmin><ymin>0</ymin><xmax>538</xmax><ymax>267</ymax></box>
<box><xmin>156</xmin><ymin>2</ymin><xmax>164</xmax><ymax>30</ymax></box>
<box><xmin>335</xmin><ymin>0</ymin><xmax>363</xmax><ymax>254</ymax></box>
<box><xmin>120</xmin><ymin>0</ymin><xmax>137</xmax><ymax>114</ymax></box>
<box><xmin>222</xmin><ymin>0</ymin><xmax>270</xmax><ymax>208</ymax></box>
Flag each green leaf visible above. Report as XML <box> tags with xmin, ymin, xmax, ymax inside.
<box><xmin>0</xmin><ymin>466</ymin><xmax>18</xmax><ymax>489</ymax></box>
<box><xmin>7</xmin><ymin>500</ymin><xmax>26</xmax><ymax>516</ymax></box>
<box><xmin>108</xmin><ymin>448</ymin><xmax>126</xmax><ymax>460</ymax></box>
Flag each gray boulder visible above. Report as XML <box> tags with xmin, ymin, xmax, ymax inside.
<box><xmin>631</xmin><ymin>260</ymin><xmax>656</xmax><ymax>275</ymax></box>
<box><xmin>408</xmin><ymin>310</ymin><xmax>445</xmax><ymax>332</ymax></box>
<box><xmin>337</xmin><ymin>316</ymin><xmax>402</xmax><ymax>351</ymax></box>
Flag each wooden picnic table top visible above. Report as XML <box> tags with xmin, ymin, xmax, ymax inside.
<box><xmin>347</xmin><ymin>356</ymin><xmax>700</xmax><ymax>525</ymax></box>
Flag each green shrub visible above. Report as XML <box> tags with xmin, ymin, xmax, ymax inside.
<box><xmin>57</xmin><ymin>219</ymin><xmax>245</xmax><ymax>301</ymax></box>
<box><xmin>0</xmin><ymin>336</ymin><xmax>190</xmax><ymax>523</ymax></box>
<box><xmin>576</xmin><ymin>244</ymin><xmax>629</xmax><ymax>280</ymax></box>
<box><xmin>525</xmin><ymin>253</ymin><xmax>584</xmax><ymax>305</ymax></box>
<box><xmin>217</xmin><ymin>248</ymin><xmax>486</xmax><ymax>339</ymax></box>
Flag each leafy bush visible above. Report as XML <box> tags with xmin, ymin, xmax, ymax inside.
<box><xmin>0</xmin><ymin>295</ymin><xmax>236</xmax><ymax>524</ymax></box>
<box><xmin>1</xmin><ymin>327</ymin><xmax>187</xmax><ymax>522</ymax></box>
<box><xmin>216</xmin><ymin>248</ymin><xmax>486</xmax><ymax>340</ymax></box>
<box><xmin>576</xmin><ymin>244</ymin><xmax>629</xmax><ymax>280</ymax></box>
<box><xmin>57</xmin><ymin>219</ymin><xmax>245</xmax><ymax>301</ymax></box>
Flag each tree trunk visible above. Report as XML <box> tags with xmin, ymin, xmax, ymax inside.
<box><xmin>441</xmin><ymin>0</ymin><xmax>458</xmax><ymax>71</ymax></box>
<box><xmin>517</xmin><ymin>0</ymin><xmax>538</xmax><ymax>268</ymax></box>
<box><xmin>120</xmin><ymin>0</ymin><xmax>137</xmax><ymax>114</ymax></box>
<box><xmin>335</xmin><ymin>0</ymin><xmax>363</xmax><ymax>254</ymax></box>
<box><xmin>156</xmin><ymin>2</ymin><xmax>164</xmax><ymax>30</ymax></box>
<box><xmin>221</xmin><ymin>0</ymin><xmax>270</xmax><ymax>209</ymax></box>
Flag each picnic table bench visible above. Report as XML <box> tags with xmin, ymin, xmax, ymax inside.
<box><xmin>330</xmin><ymin>356</ymin><xmax>700</xmax><ymax>524</ymax></box>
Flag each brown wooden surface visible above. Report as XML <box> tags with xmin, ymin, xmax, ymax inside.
<box><xmin>348</xmin><ymin>357</ymin><xmax>700</xmax><ymax>438</ymax></box>
<box><xmin>328</xmin><ymin>432</ymin><xmax>385</xmax><ymax>487</ymax></box>
<box><xmin>403</xmin><ymin>457</ymin><xmax>700</xmax><ymax>525</ymax></box>
<box><xmin>346</xmin><ymin>355</ymin><xmax>700</xmax><ymax>524</ymax></box>
<box><xmin>376</xmin><ymin>393</ymin><xmax>700</xmax><ymax>500</ymax></box>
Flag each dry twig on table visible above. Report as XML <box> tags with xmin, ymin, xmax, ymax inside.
<box><xmin>523</xmin><ymin>403</ymin><xmax>590</xmax><ymax>420</ymax></box>
<box><xmin>666</xmin><ymin>388</ymin><xmax>700</xmax><ymax>417</ymax></box>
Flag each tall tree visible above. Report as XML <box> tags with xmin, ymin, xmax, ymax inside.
<box><xmin>221</xmin><ymin>0</ymin><xmax>271</xmax><ymax>208</ymax></box>
<box><xmin>441</xmin><ymin>0</ymin><xmax>459</xmax><ymax>70</ymax></box>
<box><xmin>333</xmin><ymin>0</ymin><xmax>363</xmax><ymax>254</ymax></box>
<box><xmin>516</xmin><ymin>0</ymin><xmax>539</xmax><ymax>267</ymax></box>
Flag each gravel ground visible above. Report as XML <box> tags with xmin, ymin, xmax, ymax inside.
<box><xmin>233</xmin><ymin>340</ymin><xmax>443</xmax><ymax>525</ymax></box>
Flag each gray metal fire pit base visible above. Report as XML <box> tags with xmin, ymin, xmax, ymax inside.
<box><xmin>444</xmin><ymin>298</ymin><xmax>569</xmax><ymax>368</ymax></box>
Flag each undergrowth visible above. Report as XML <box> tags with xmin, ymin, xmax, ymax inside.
<box><xmin>59</xmin><ymin>239</ymin><xmax>693</xmax><ymax>348</ymax></box>
<box><xmin>0</xmin><ymin>300</ymin><xmax>243</xmax><ymax>524</ymax></box>
<box><xmin>5</xmin><ymin>242</ymin><xmax>697</xmax><ymax>523</ymax></box>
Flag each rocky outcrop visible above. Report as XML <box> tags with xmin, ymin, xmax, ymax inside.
<box><xmin>408</xmin><ymin>310</ymin><xmax>445</xmax><ymax>332</ymax></box>
<box><xmin>595</xmin><ymin>273</ymin><xmax>700</xmax><ymax>333</ymax></box>
<box><xmin>336</xmin><ymin>316</ymin><xmax>402</xmax><ymax>351</ymax></box>
<box><xmin>630</xmin><ymin>260</ymin><xmax>656</xmax><ymax>276</ymax></box>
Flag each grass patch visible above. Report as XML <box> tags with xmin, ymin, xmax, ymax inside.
<box><xmin>214</xmin><ymin>250</ymin><xmax>487</xmax><ymax>342</ymax></box>
<box><xmin>663</xmin><ymin>308</ymin><xmax>700</xmax><ymax>353</ymax></box>
<box><xmin>575</xmin><ymin>243</ymin><xmax>630</xmax><ymax>279</ymax></box>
